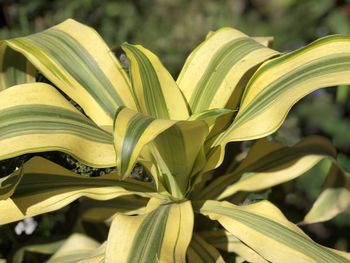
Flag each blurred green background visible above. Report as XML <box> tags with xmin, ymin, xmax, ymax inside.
<box><xmin>0</xmin><ymin>0</ymin><xmax>349</xmax><ymax>261</ymax></box>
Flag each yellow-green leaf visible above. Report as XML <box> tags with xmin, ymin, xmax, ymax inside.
<box><xmin>78</xmin><ymin>196</ymin><xmax>148</xmax><ymax>223</ymax></box>
<box><xmin>0</xmin><ymin>83</ymin><xmax>115</xmax><ymax>167</ymax></box>
<box><xmin>0</xmin><ymin>43</ymin><xmax>35</xmax><ymax>90</ymax></box>
<box><xmin>177</xmin><ymin>27</ymin><xmax>279</xmax><ymax>113</ymax></box>
<box><xmin>0</xmin><ymin>157</ymin><xmax>156</xmax><ymax>225</ymax></box>
<box><xmin>47</xmin><ymin>234</ymin><xmax>104</xmax><ymax>263</ymax></box>
<box><xmin>113</xmin><ymin>107</ymin><xmax>176</xmax><ymax>179</ymax></box>
<box><xmin>13</xmin><ymin>239</ymin><xmax>65</xmax><ymax>263</ymax></box>
<box><xmin>215</xmin><ymin>35</ymin><xmax>350</xmax><ymax>145</ymax></box>
<box><xmin>122</xmin><ymin>43</ymin><xmax>189</xmax><ymax>120</ymax></box>
<box><xmin>197</xmin><ymin>200</ymin><xmax>350</xmax><ymax>263</ymax></box>
<box><xmin>304</xmin><ymin>185</ymin><xmax>350</xmax><ymax>224</ymax></box>
<box><xmin>186</xmin><ymin>233</ymin><xmax>225</xmax><ymax>263</ymax></box>
<box><xmin>197</xmin><ymin>136</ymin><xmax>339</xmax><ymax>200</ymax></box>
<box><xmin>105</xmin><ymin>198</ymin><xmax>193</xmax><ymax>263</ymax></box>
<box><xmin>113</xmin><ymin>107</ymin><xmax>208</xmax><ymax>199</ymax></box>
<box><xmin>200</xmin><ymin>229</ymin><xmax>268</xmax><ymax>263</ymax></box>
<box><xmin>6</xmin><ymin>19</ymin><xmax>137</xmax><ymax>127</ymax></box>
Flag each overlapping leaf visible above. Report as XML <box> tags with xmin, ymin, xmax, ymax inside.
<box><xmin>186</xmin><ymin>233</ymin><xmax>225</xmax><ymax>263</ymax></box>
<box><xmin>0</xmin><ymin>157</ymin><xmax>156</xmax><ymax>225</ymax></box>
<box><xmin>105</xmin><ymin>199</ymin><xmax>193</xmax><ymax>263</ymax></box>
<box><xmin>197</xmin><ymin>136</ymin><xmax>340</xmax><ymax>200</ymax></box>
<box><xmin>6</xmin><ymin>19</ymin><xmax>137</xmax><ymax>127</ymax></box>
<box><xmin>304</xmin><ymin>164</ymin><xmax>350</xmax><ymax>223</ymax></box>
<box><xmin>177</xmin><ymin>28</ymin><xmax>279</xmax><ymax>113</ymax></box>
<box><xmin>196</xmin><ymin>136</ymin><xmax>350</xmax><ymax>223</ymax></box>
<box><xmin>78</xmin><ymin>196</ymin><xmax>148</xmax><ymax>223</ymax></box>
<box><xmin>215</xmin><ymin>35</ymin><xmax>350</xmax><ymax>145</ymax></box>
<box><xmin>113</xmin><ymin>107</ymin><xmax>209</xmax><ymax>198</ymax></box>
<box><xmin>200</xmin><ymin>229</ymin><xmax>268</xmax><ymax>263</ymax></box>
<box><xmin>0</xmin><ymin>43</ymin><xmax>35</xmax><ymax>90</ymax></box>
<box><xmin>47</xmin><ymin>234</ymin><xmax>105</xmax><ymax>263</ymax></box>
<box><xmin>198</xmin><ymin>200</ymin><xmax>350</xmax><ymax>263</ymax></box>
<box><xmin>122</xmin><ymin>43</ymin><xmax>189</xmax><ymax>120</ymax></box>
<box><xmin>0</xmin><ymin>83</ymin><xmax>115</xmax><ymax>167</ymax></box>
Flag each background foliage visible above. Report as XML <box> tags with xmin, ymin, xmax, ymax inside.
<box><xmin>0</xmin><ymin>0</ymin><xmax>349</xmax><ymax>261</ymax></box>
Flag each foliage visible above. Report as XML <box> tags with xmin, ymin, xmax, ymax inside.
<box><xmin>0</xmin><ymin>17</ymin><xmax>350</xmax><ymax>262</ymax></box>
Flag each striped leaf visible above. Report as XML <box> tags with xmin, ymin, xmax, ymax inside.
<box><xmin>215</xmin><ymin>35</ymin><xmax>350</xmax><ymax>145</ymax></box>
<box><xmin>188</xmin><ymin>108</ymin><xmax>233</xmax><ymax>134</ymax></box>
<box><xmin>0</xmin><ymin>166</ymin><xmax>21</xmax><ymax>200</ymax></box>
<box><xmin>149</xmin><ymin>123</ymin><xmax>208</xmax><ymax>198</ymax></box>
<box><xmin>13</xmin><ymin>239</ymin><xmax>65</xmax><ymax>263</ymax></box>
<box><xmin>113</xmin><ymin>107</ymin><xmax>176</xmax><ymax>179</ymax></box>
<box><xmin>0</xmin><ymin>157</ymin><xmax>156</xmax><ymax>225</ymax></box>
<box><xmin>122</xmin><ymin>43</ymin><xmax>189</xmax><ymax>120</ymax></box>
<box><xmin>305</xmin><ymin>187</ymin><xmax>350</xmax><ymax>224</ymax></box>
<box><xmin>200</xmin><ymin>229</ymin><xmax>268</xmax><ymax>263</ymax></box>
<box><xmin>196</xmin><ymin>136</ymin><xmax>345</xmax><ymax>201</ymax></box>
<box><xmin>177</xmin><ymin>27</ymin><xmax>279</xmax><ymax>113</ymax></box>
<box><xmin>0</xmin><ymin>83</ymin><xmax>115</xmax><ymax>167</ymax></box>
<box><xmin>6</xmin><ymin>19</ymin><xmax>137</xmax><ymax>127</ymax></box>
<box><xmin>197</xmin><ymin>200</ymin><xmax>350</xmax><ymax>263</ymax></box>
<box><xmin>47</xmin><ymin>234</ymin><xmax>105</xmax><ymax>263</ymax></box>
<box><xmin>113</xmin><ymin>107</ymin><xmax>208</xmax><ymax>198</ymax></box>
<box><xmin>0</xmin><ymin>43</ymin><xmax>35</xmax><ymax>90</ymax></box>
<box><xmin>186</xmin><ymin>233</ymin><xmax>225</xmax><ymax>263</ymax></box>
<box><xmin>252</xmin><ymin>37</ymin><xmax>274</xmax><ymax>47</ymax></box>
<box><xmin>79</xmin><ymin>196</ymin><xmax>148</xmax><ymax>223</ymax></box>
<box><xmin>105</xmin><ymin>199</ymin><xmax>193</xmax><ymax>263</ymax></box>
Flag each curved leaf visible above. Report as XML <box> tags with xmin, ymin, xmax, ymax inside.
<box><xmin>113</xmin><ymin>107</ymin><xmax>176</xmax><ymax>179</ymax></box>
<box><xmin>0</xmin><ymin>43</ymin><xmax>35</xmax><ymax>90</ymax></box>
<box><xmin>13</xmin><ymin>238</ymin><xmax>65</xmax><ymax>263</ymax></box>
<box><xmin>305</xmin><ymin>187</ymin><xmax>350</xmax><ymax>224</ymax></box>
<box><xmin>177</xmin><ymin>27</ymin><xmax>279</xmax><ymax>113</ymax></box>
<box><xmin>0</xmin><ymin>83</ymin><xmax>115</xmax><ymax>167</ymax></box>
<box><xmin>78</xmin><ymin>196</ymin><xmax>148</xmax><ymax>223</ymax></box>
<box><xmin>200</xmin><ymin>229</ymin><xmax>268</xmax><ymax>263</ymax></box>
<box><xmin>197</xmin><ymin>136</ymin><xmax>340</xmax><ymax>200</ymax></box>
<box><xmin>122</xmin><ymin>43</ymin><xmax>189</xmax><ymax>120</ymax></box>
<box><xmin>215</xmin><ymin>35</ymin><xmax>350</xmax><ymax>145</ymax></box>
<box><xmin>113</xmin><ymin>107</ymin><xmax>208</xmax><ymax>198</ymax></box>
<box><xmin>105</xmin><ymin>198</ymin><xmax>193</xmax><ymax>263</ymax></box>
<box><xmin>47</xmin><ymin>234</ymin><xmax>104</xmax><ymax>263</ymax></box>
<box><xmin>0</xmin><ymin>157</ymin><xmax>156</xmax><ymax>225</ymax></box>
<box><xmin>187</xmin><ymin>233</ymin><xmax>225</xmax><ymax>263</ymax></box>
<box><xmin>197</xmin><ymin>200</ymin><xmax>350</xmax><ymax>263</ymax></box>
<box><xmin>6</xmin><ymin>19</ymin><xmax>136</xmax><ymax>127</ymax></box>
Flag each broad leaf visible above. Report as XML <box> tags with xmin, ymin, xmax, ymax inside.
<box><xmin>6</xmin><ymin>19</ymin><xmax>137</xmax><ymax>127</ymax></box>
<box><xmin>200</xmin><ymin>229</ymin><xmax>268</xmax><ymax>263</ymax></box>
<box><xmin>197</xmin><ymin>200</ymin><xmax>350</xmax><ymax>263</ymax></box>
<box><xmin>186</xmin><ymin>233</ymin><xmax>225</xmax><ymax>263</ymax></box>
<box><xmin>47</xmin><ymin>234</ymin><xmax>104</xmax><ymax>263</ymax></box>
<box><xmin>13</xmin><ymin>238</ymin><xmax>65</xmax><ymax>263</ymax></box>
<box><xmin>196</xmin><ymin>136</ymin><xmax>343</xmax><ymax>201</ymax></box>
<box><xmin>0</xmin><ymin>83</ymin><xmax>115</xmax><ymax>167</ymax></box>
<box><xmin>0</xmin><ymin>157</ymin><xmax>156</xmax><ymax>225</ymax></box>
<box><xmin>215</xmin><ymin>35</ymin><xmax>350</xmax><ymax>145</ymax></box>
<box><xmin>122</xmin><ymin>43</ymin><xmax>189</xmax><ymax>120</ymax></box>
<box><xmin>105</xmin><ymin>198</ymin><xmax>193</xmax><ymax>263</ymax></box>
<box><xmin>113</xmin><ymin>107</ymin><xmax>208</xmax><ymax>198</ymax></box>
<box><xmin>78</xmin><ymin>196</ymin><xmax>148</xmax><ymax>223</ymax></box>
<box><xmin>304</xmin><ymin>164</ymin><xmax>350</xmax><ymax>223</ymax></box>
<box><xmin>0</xmin><ymin>43</ymin><xmax>35</xmax><ymax>90</ymax></box>
<box><xmin>177</xmin><ymin>28</ymin><xmax>279</xmax><ymax>113</ymax></box>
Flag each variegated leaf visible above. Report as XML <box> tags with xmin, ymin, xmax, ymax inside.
<box><xmin>6</xmin><ymin>19</ymin><xmax>137</xmax><ymax>127</ymax></box>
<box><xmin>105</xmin><ymin>198</ymin><xmax>193</xmax><ymax>263</ymax></box>
<box><xmin>0</xmin><ymin>83</ymin><xmax>115</xmax><ymax>167</ymax></box>
<box><xmin>197</xmin><ymin>200</ymin><xmax>350</xmax><ymax>263</ymax></box>
<box><xmin>177</xmin><ymin>28</ymin><xmax>279</xmax><ymax>113</ymax></box>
